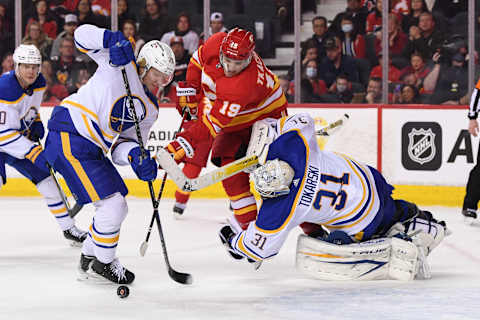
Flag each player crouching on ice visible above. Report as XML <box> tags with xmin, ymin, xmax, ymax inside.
<box><xmin>43</xmin><ymin>24</ymin><xmax>175</xmax><ymax>284</ymax></box>
<box><xmin>219</xmin><ymin>113</ymin><xmax>449</xmax><ymax>280</ymax></box>
<box><xmin>0</xmin><ymin>44</ymin><xmax>86</xmax><ymax>245</ymax></box>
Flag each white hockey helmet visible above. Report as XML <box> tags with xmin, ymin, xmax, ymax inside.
<box><xmin>251</xmin><ymin>159</ymin><xmax>295</xmax><ymax>198</ymax></box>
<box><xmin>136</xmin><ymin>40</ymin><xmax>175</xmax><ymax>86</ymax></box>
<box><xmin>13</xmin><ymin>44</ymin><xmax>42</xmax><ymax>74</ymax></box>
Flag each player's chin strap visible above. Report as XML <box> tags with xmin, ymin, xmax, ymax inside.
<box><xmin>157</xmin><ymin>114</ymin><xmax>350</xmax><ymax>192</ymax></box>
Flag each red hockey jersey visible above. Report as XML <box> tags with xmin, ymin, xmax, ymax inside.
<box><xmin>181</xmin><ymin>32</ymin><xmax>287</xmax><ymax>145</ymax></box>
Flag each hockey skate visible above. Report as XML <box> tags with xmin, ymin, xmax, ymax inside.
<box><xmin>88</xmin><ymin>258</ymin><xmax>135</xmax><ymax>284</ymax></box>
<box><xmin>462</xmin><ymin>209</ymin><xmax>477</xmax><ymax>225</ymax></box>
<box><xmin>63</xmin><ymin>226</ymin><xmax>87</xmax><ymax>246</ymax></box>
<box><xmin>77</xmin><ymin>253</ymin><xmax>96</xmax><ymax>281</ymax></box>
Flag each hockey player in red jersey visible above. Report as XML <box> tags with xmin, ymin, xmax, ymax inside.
<box><xmin>166</xmin><ymin>28</ymin><xmax>288</xmax><ymax>229</ymax></box>
<box><xmin>172</xmin><ymin>87</ymin><xmax>213</xmax><ymax>217</ymax></box>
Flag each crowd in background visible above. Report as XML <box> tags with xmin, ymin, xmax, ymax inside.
<box><xmin>0</xmin><ymin>0</ymin><xmax>479</xmax><ymax>105</ymax></box>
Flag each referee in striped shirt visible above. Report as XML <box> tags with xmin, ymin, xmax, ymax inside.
<box><xmin>463</xmin><ymin>78</ymin><xmax>480</xmax><ymax>222</ymax></box>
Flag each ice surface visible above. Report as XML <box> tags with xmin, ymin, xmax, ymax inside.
<box><xmin>0</xmin><ymin>198</ymin><xmax>479</xmax><ymax>320</ymax></box>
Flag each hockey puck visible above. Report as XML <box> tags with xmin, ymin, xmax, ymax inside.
<box><xmin>117</xmin><ymin>285</ymin><xmax>129</xmax><ymax>298</ymax></box>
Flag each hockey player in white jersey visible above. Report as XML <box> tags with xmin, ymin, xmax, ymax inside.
<box><xmin>219</xmin><ymin>113</ymin><xmax>448</xmax><ymax>280</ymax></box>
<box><xmin>43</xmin><ymin>24</ymin><xmax>175</xmax><ymax>284</ymax></box>
<box><xmin>0</xmin><ymin>44</ymin><xmax>87</xmax><ymax>244</ymax></box>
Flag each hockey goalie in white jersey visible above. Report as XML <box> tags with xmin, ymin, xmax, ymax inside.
<box><xmin>219</xmin><ymin>113</ymin><xmax>448</xmax><ymax>281</ymax></box>
<box><xmin>42</xmin><ymin>24</ymin><xmax>175</xmax><ymax>285</ymax></box>
<box><xmin>0</xmin><ymin>44</ymin><xmax>86</xmax><ymax>244</ymax></box>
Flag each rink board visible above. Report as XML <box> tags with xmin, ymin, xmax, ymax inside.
<box><xmin>1</xmin><ymin>104</ymin><xmax>474</xmax><ymax>207</ymax></box>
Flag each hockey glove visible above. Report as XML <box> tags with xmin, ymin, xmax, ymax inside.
<box><xmin>25</xmin><ymin>144</ymin><xmax>49</xmax><ymax>173</ymax></box>
<box><xmin>27</xmin><ymin>121</ymin><xmax>45</xmax><ymax>142</ymax></box>
<box><xmin>103</xmin><ymin>30</ymin><xmax>135</xmax><ymax>67</ymax></box>
<box><xmin>128</xmin><ymin>147</ymin><xmax>158</xmax><ymax>181</ymax></box>
<box><xmin>176</xmin><ymin>81</ymin><xmax>198</xmax><ymax>120</ymax></box>
<box><xmin>219</xmin><ymin>225</ymin><xmax>245</xmax><ymax>260</ymax></box>
<box><xmin>165</xmin><ymin>136</ymin><xmax>194</xmax><ymax>163</ymax></box>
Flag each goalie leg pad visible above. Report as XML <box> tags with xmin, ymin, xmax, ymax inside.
<box><xmin>295</xmin><ymin>234</ymin><xmax>418</xmax><ymax>281</ymax></box>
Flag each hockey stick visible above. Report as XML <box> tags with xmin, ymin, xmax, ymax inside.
<box><xmin>121</xmin><ymin>67</ymin><xmax>192</xmax><ymax>285</ymax></box>
<box><xmin>139</xmin><ymin>111</ymin><xmax>187</xmax><ymax>257</ymax></box>
<box><xmin>39</xmin><ymin>141</ymin><xmax>83</xmax><ymax>218</ymax></box>
<box><xmin>156</xmin><ymin>114</ymin><xmax>350</xmax><ymax>192</ymax></box>
<box><xmin>316</xmin><ymin>113</ymin><xmax>349</xmax><ymax>136</ymax></box>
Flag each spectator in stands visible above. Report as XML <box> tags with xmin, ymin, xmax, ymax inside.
<box><xmin>399</xmin><ymin>51</ymin><xmax>431</xmax><ymax>91</ymax></box>
<box><xmin>278</xmin><ymin>74</ymin><xmax>293</xmax><ymax>103</ymax></box>
<box><xmin>330</xmin><ymin>0</ymin><xmax>368</xmax><ymax>35</ymax></box>
<box><xmin>369</xmin><ymin>53</ymin><xmax>402</xmax><ymax>82</ymax></box>
<box><xmin>1</xmin><ymin>53</ymin><xmax>13</xmax><ymax>74</ymax></box>
<box><xmin>290</xmin><ymin>59</ymin><xmax>327</xmax><ymax>103</ymax></box>
<box><xmin>170</xmin><ymin>36</ymin><xmax>191</xmax><ymax>83</ymax></box>
<box><xmin>287</xmin><ymin>39</ymin><xmax>318</xmax><ymax>81</ymax></box>
<box><xmin>307</xmin><ymin>16</ymin><xmax>331</xmax><ymax>62</ymax></box>
<box><xmin>25</xmin><ymin>0</ymin><xmax>58</xmax><ymax>40</ymax></box>
<box><xmin>374</xmin><ymin>13</ymin><xmax>408</xmax><ymax>68</ymax></box>
<box><xmin>118</xmin><ymin>0</ymin><xmax>136</xmax><ymax>29</ymax></box>
<box><xmin>393</xmin><ymin>84</ymin><xmax>421</xmax><ymax>104</ymax></box>
<box><xmin>199</xmin><ymin>12</ymin><xmax>228</xmax><ymax>46</ymax></box>
<box><xmin>402</xmin><ymin>12</ymin><xmax>444</xmax><ymax>62</ymax></box>
<box><xmin>161</xmin><ymin>12</ymin><xmax>199</xmax><ymax>56</ymax></box>
<box><xmin>22</xmin><ymin>21</ymin><xmax>53</xmax><ymax>60</ymax></box>
<box><xmin>363</xmin><ymin>77</ymin><xmax>383</xmax><ymax>103</ymax></box>
<box><xmin>50</xmin><ymin>14</ymin><xmax>82</xmax><ymax>61</ymax></box>
<box><xmin>50</xmin><ymin>36</ymin><xmax>86</xmax><ymax>95</ymax></box>
<box><xmin>138</xmin><ymin>0</ymin><xmax>169</xmax><ymax>43</ymax></box>
<box><xmin>122</xmin><ymin>19</ymin><xmax>145</xmax><ymax>57</ymax></box>
<box><xmin>423</xmin><ymin>51</ymin><xmax>468</xmax><ymax>104</ymax></box>
<box><xmin>318</xmin><ymin>37</ymin><xmax>360</xmax><ymax>88</ymax></box>
<box><xmin>75</xmin><ymin>0</ymin><xmax>109</xmax><ymax>28</ymax></box>
<box><xmin>402</xmin><ymin>0</ymin><xmax>429</xmax><ymax>34</ymax></box>
<box><xmin>432</xmin><ymin>0</ymin><xmax>467</xmax><ymax>19</ymax></box>
<box><xmin>322</xmin><ymin>74</ymin><xmax>354</xmax><ymax>103</ymax></box>
<box><xmin>366</xmin><ymin>0</ymin><xmax>384</xmax><ymax>34</ymax></box>
<box><xmin>0</xmin><ymin>4</ymin><xmax>14</xmax><ymax>59</ymax></box>
<box><xmin>41</xmin><ymin>59</ymin><xmax>69</xmax><ymax>103</ymax></box>
<box><xmin>338</xmin><ymin>14</ymin><xmax>366</xmax><ymax>59</ymax></box>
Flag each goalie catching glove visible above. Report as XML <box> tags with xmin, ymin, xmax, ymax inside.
<box><xmin>176</xmin><ymin>81</ymin><xmax>198</xmax><ymax>119</ymax></box>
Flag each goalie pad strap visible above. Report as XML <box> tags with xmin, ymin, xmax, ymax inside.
<box><xmin>295</xmin><ymin>234</ymin><xmax>418</xmax><ymax>281</ymax></box>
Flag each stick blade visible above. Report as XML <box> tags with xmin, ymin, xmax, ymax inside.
<box><xmin>139</xmin><ymin>241</ymin><xmax>148</xmax><ymax>257</ymax></box>
<box><xmin>169</xmin><ymin>269</ymin><xmax>193</xmax><ymax>285</ymax></box>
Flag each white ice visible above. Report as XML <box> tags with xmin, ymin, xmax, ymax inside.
<box><xmin>1</xmin><ymin>197</ymin><xmax>479</xmax><ymax>320</ymax></box>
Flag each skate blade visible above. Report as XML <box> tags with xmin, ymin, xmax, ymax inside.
<box><xmin>464</xmin><ymin>216</ymin><xmax>476</xmax><ymax>226</ymax></box>
<box><xmin>70</xmin><ymin>241</ymin><xmax>83</xmax><ymax>248</ymax></box>
<box><xmin>77</xmin><ymin>269</ymin><xmax>118</xmax><ymax>285</ymax></box>
<box><xmin>173</xmin><ymin>212</ymin><xmax>185</xmax><ymax>220</ymax></box>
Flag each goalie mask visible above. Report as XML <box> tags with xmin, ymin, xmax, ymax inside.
<box><xmin>251</xmin><ymin>159</ymin><xmax>295</xmax><ymax>198</ymax></box>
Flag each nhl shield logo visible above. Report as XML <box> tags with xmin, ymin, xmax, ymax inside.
<box><xmin>407</xmin><ymin>128</ymin><xmax>436</xmax><ymax>165</ymax></box>
<box><xmin>402</xmin><ymin>122</ymin><xmax>442</xmax><ymax>171</ymax></box>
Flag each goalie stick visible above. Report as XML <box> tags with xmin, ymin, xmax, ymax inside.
<box><xmin>121</xmin><ymin>67</ymin><xmax>192</xmax><ymax>285</ymax></box>
<box><xmin>156</xmin><ymin>114</ymin><xmax>349</xmax><ymax>192</ymax></box>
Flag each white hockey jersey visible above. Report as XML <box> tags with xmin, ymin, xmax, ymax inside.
<box><xmin>230</xmin><ymin>113</ymin><xmax>383</xmax><ymax>261</ymax></box>
<box><xmin>0</xmin><ymin>71</ymin><xmax>46</xmax><ymax>159</ymax></box>
<box><xmin>61</xmin><ymin>24</ymin><xmax>159</xmax><ymax>164</ymax></box>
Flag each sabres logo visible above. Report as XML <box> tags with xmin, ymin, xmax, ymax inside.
<box><xmin>109</xmin><ymin>95</ymin><xmax>146</xmax><ymax>132</ymax></box>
